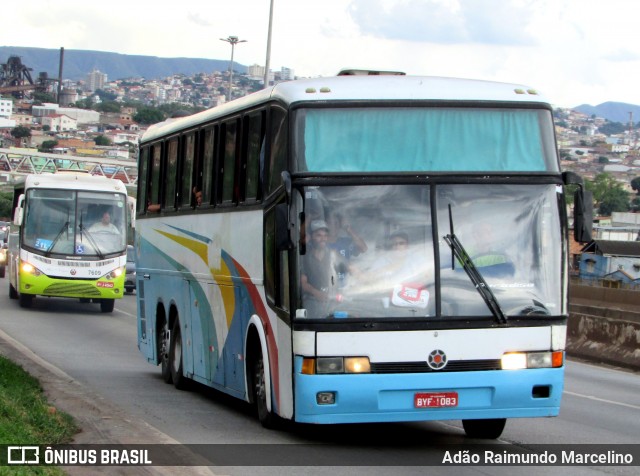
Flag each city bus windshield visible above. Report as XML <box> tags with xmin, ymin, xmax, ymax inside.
<box><xmin>294</xmin><ymin>107</ymin><xmax>558</xmax><ymax>173</ymax></box>
<box><xmin>298</xmin><ymin>184</ymin><xmax>562</xmax><ymax>320</ymax></box>
<box><xmin>22</xmin><ymin>189</ymin><xmax>127</xmax><ymax>258</ymax></box>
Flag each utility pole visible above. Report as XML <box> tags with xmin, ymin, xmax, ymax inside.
<box><xmin>220</xmin><ymin>36</ymin><xmax>247</xmax><ymax>101</ymax></box>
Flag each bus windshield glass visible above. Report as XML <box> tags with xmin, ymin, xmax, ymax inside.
<box><xmin>294</xmin><ymin>107</ymin><xmax>558</xmax><ymax>173</ymax></box>
<box><xmin>22</xmin><ymin>189</ymin><xmax>127</xmax><ymax>257</ymax></box>
<box><xmin>298</xmin><ymin>184</ymin><xmax>562</xmax><ymax>320</ymax></box>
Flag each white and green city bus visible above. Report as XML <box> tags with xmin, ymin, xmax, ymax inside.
<box><xmin>135</xmin><ymin>73</ymin><xmax>591</xmax><ymax>437</ymax></box>
<box><xmin>8</xmin><ymin>172</ymin><xmax>131</xmax><ymax>312</ymax></box>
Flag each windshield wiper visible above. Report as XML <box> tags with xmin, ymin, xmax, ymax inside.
<box><xmin>45</xmin><ymin>221</ymin><xmax>69</xmax><ymax>257</ymax></box>
<box><xmin>79</xmin><ymin>217</ymin><xmax>105</xmax><ymax>260</ymax></box>
<box><xmin>443</xmin><ymin>205</ymin><xmax>507</xmax><ymax>325</ymax></box>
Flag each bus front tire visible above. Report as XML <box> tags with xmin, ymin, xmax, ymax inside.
<box><xmin>9</xmin><ymin>284</ymin><xmax>18</xmax><ymax>299</ymax></box>
<box><xmin>252</xmin><ymin>349</ymin><xmax>278</xmax><ymax>429</ymax></box>
<box><xmin>169</xmin><ymin>319</ymin><xmax>188</xmax><ymax>390</ymax></box>
<box><xmin>19</xmin><ymin>293</ymin><xmax>33</xmax><ymax>308</ymax></box>
<box><xmin>462</xmin><ymin>418</ymin><xmax>506</xmax><ymax>439</ymax></box>
<box><xmin>100</xmin><ymin>299</ymin><xmax>115</xmax><ymax>313</ymax></box>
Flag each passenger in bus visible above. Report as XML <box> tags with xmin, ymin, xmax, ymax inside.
<box><xmin>301</xmin><ymin>220</ymin><xmax>351</xmax><ymax>318</ymax></box>
<box><xmin>192</xmin><ymin>186</ymin><xmax>203</xmax><ymax>206</ymax></box>
<box><xmin>327</xmin><ymin>212</ymin><xmax>368</xmax><ymax>288</ymax></box>
<box><xmin>356</xmin><ymin>231</ymin><xmax>431</xmax><ymax>308</ymax></box>
<box><xmin>457</xmin><ymin>222</ymin><xmax>514</xmax><ymax>276</ymax></box>
<box><xmin>89</xmin><ymin>211</ymin><xmax>120</xmax><ymax>234</ymax></box>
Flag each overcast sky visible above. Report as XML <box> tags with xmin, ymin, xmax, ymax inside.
<box><xmin>5</xmin><ymin>0</ymin><xmax>640</xmax><ymax>108</ymax></box>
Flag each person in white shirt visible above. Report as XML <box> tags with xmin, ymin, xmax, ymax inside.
<box><xmin>89</xmin><ymin>211</ymin><xmax>119</xmax><ymax>235</ymax></box>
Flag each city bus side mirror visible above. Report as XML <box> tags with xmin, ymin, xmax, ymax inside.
<box><xmin>563</xmin><ymin>172</ymin><xmax>593</xmax><ymax>243</ymax></box>
<box><xmin>13</xmin><ymin>194</ymin><xmax>24</xmax><ymax>227</ymax></box>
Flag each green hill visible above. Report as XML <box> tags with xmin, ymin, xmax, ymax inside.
<box><xmin>0</xmin><ymin>46</ymin><xmax>246</xmax><ymax>82</ymax></box>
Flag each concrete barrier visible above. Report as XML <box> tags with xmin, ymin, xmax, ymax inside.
<box><xmin>567</xmin><ymin>302</ymin><xmax>640</xmax><ymax>371</ymax></box>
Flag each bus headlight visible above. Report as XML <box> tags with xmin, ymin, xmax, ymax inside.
<box><xmin>302</xmin><ymin>357</ymin><xmax>371</xmax><ymax>375</ymax></box>
<box><xmin>105</xmin><ymin>267</ymin><xmax>124</xmax><ymax>280</ymax></box>
<box><xmin>501</xmin><ymin>351</ymin><xmax>563</xmax><ymax>370</ymax></box>
<box><xmin>21</xmin><ymin>261</ymin><xmax>43</xmax><ymax>276</ymax></box>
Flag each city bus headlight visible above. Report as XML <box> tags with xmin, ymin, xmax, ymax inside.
<box><xmin>105</xmin><ymin>267</ymin><xmax>124</xmax><ymax>280</ymax></box>
<box><xmin>21</xmin><ymin>262</ymin><xmax>43</xmax><ymax>276</ymax></box>
<box><xmin>501</xmin><ymin>351</ymin><xmax>563</xmax><ymax>370</ymax></box>
<box><xmin>303</xmin><ymin>357</ymin><xmax>371</xmax><ymax>375</ymax></box>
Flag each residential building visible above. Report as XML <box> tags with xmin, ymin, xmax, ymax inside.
<box><xmin>41</xmin><ymin>114</ymin><xmax>78</xmax><ymax>132</ymax></box>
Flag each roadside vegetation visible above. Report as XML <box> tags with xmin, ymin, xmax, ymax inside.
<box><xmin>0</xmin><ymin>356</ymin><xmax>78</xmax><ymax>475</ymax></box>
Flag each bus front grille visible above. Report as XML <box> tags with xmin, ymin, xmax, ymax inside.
<box><xmin>43</xmin><ymin>283</ymin><xmax>102</xmax><ymax>297</ymax></box>
<box><xmin>370</xmin><ymin>359</ymin><xmax>502</xmax><ymax>373</ymax></box>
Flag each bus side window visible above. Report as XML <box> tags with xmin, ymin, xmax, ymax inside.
<box><xmin>163</xmin><ymin>137</ymin><xmax>179</xmax><ymax>210</ymax></box>
<box><xmin>244</xmin><ymin>110</ymin><xmax>265</xmax><ymax>202</ymax></box>
<box><xmin>148</xmin><ymin>144</ymin><xmax>162</xmax><ymax>213</ymax></box>
<box><xmin>219</xmin><ymin>119</ymin><xmax>239</xmax><ymax>205</ymax></box>
<box><xmin>266</xmin><ymin>107</ymin><xmax>288</xmax><ymax>197</ymax></box>
<box><xmin>180</xmin><ymin>132</ymin><xmax>196</xmax><ymax>208</ymax></box>
<box><xmin>137</xmin><ymin>147</ymin><xmax>149</xmax><ymax>215</ymax></box>
<box><xmin>199</xmin><ymin>127</ymin><xmax>215</xmax><ymax>207</ymax></box>
<box><xmin>264</xmin><ymin>201</ymin><xmax>289</xmax><ymax>312</ymax></box>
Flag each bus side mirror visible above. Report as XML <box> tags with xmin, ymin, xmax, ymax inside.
<box><xmin>573</xmin><ymin>189</ymin><xmax>593</xmax><ymax>243</ymax></box>
<box><xmin>13</xmin><ymin>194</ymin><xmax>24</xmax><ymax>227</ymax></box>
<box><xmin>563</xmin><ymin>172</ymin><xmax>593</xmax><ymax>243</ymax></box>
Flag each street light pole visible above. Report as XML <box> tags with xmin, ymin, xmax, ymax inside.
<box><xmin>220</xmin><ymin>35</ymin><xmax>247</xmax><ymax>101</ymax></box>
<box><xmin>264</xmin><ymin>0</ymin><xmax>274</xmax><ymax>88</ymax></box>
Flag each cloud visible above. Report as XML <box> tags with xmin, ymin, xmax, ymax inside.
<box><xmin>347</xmin><ymin>0</ymin><xmax>536</xmax><ymax>45</ymax></box>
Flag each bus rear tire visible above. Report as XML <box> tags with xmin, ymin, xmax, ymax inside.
<box><xmin>252</xmin><ymin>349</ymin><xmax>278</xmax><ymax>428</ymax></box>
<box><xmin>462</xmin><ymin>418</ymin><xmax>506</xmax><ymax>439</ymax></box>
<box><xmin>19</xmin><ymin>293</ymin><xmax>33</xmax><ymax>308</ymax></box>
<box><xmin>170</xmin><ymin>318</ymin><xmax>189</xmax><ymax>390</ymax></box>
<box><xmin>159</xmin><ymin>317</ymin><xmax>172</xmax><ymax>384</ymax></box>
<box><xmin>100</xmin><ymin>299</ymin><xmax>115</xmax><ymax>313</ymax></box>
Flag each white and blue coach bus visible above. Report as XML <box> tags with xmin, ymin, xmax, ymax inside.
<box><xmin>135</xmin><ymin>72</ymin><xmax>591</xmax><ymax>438</ymax></box>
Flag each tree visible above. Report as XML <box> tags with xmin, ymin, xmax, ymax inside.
<box><xmin>0</xmin><ymin>191</ymin><xmax>12</xmax><ymax>220</ymax></box>
<box><xmin>631</xmin><ymin>176</ymin><xmax>640</xmax><ymax>195</ymax></box>
<box><xmin>96</xmin><ymin>101</ymin><xmax>121</xmax><ymax>113</ymax></box>
<box><xmin>598</xmin><ymin>187</ymin><xmax>630</xmax><ymax>215</ymax></box>
<box><xmin>94</xmin><ymin>135</ymin><xmax>112</xmax><ymax>146</ymax></box>
<box><xmin>134</xmin><ymin>107</ymin><xmax>166</xmax><ymax>125</ymax></box>
<box><xmin>586</xmin><ymin>173</ymin><xmax>630</xmax><ymax>215</ymax></box>
<box><xmin>598</xmin><ymin>156</ymin><xmax>609</xmax><ymax>164</ymax></box>
<box><xmin>40</xmin><ymin>140</ymin><xmax>58</xmax><ymax>151</ymax></box>
<box><xmin>11</xmin><ymin>125</ymin><xmax>31</xmax><ymax>139</ymax></box>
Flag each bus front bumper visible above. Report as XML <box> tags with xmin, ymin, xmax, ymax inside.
<box><xmin>294</xmin><ymin>360</ymin><xmax>564</xmax><ymax>424</ymax></box>
<box><xmin>19</xmin><ymin>270</ymin><xmax>124</xmax><ymax>300</ymax></box>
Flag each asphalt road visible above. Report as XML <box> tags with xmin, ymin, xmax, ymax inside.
<box><xmin>0</xmin><ymin>290</ymin><xmax>638</xmax><ymax>476</ymax></box>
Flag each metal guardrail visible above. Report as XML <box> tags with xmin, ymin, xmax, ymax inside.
<box><xmin>0</xmin><ymin>148</ymin><xmax>138</xmax><ymax>189</ymax></box>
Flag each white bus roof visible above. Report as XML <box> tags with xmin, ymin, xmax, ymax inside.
<box><xmin>142</xmin><ymin>75</ymin><xmax>551</xmax><ymax>144</ymax></box>
<box><xmin>22</xmin><ymin>172</ymin><xmax>127</xmax><ymax>194</ymax></box>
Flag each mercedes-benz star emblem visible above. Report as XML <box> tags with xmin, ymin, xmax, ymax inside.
<box><xmin>427</xmin><ymin>349</ymin><xmax>447</xmax><ymax>370</ymax></box>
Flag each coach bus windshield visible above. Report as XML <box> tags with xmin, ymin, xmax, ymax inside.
<box><xmin>294</xmin><ymin>107</ymin><xmax>558</xmax><ymax>173</ymax></box>
<box><xmin>298</xmin><ymin>184</ymin><xmax>562</xmax><ymax>320</ymax></box>
<box><xmin>22</xmin><ymin>189</ymin><xmax>127</xmax><ymax>257</ymax></box>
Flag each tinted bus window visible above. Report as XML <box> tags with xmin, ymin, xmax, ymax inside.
<box><xmin>164</xmin><ymin>138</ymin><xmax>178</xmax><ymax>209</ymax></box>
<box><xmin>181</xmin><ymin>133</ymin><xmax>195</xmax><ymax>207</ymax></box>
<box><xmin>137</xmin><ymin>147</ymin><xmax>149</xmax><ymax>214</ymax></box>
<box><xmin>246</xmin><ymin>111</ymin><xmax>264</xmax><ymax>201</ymax></box>
<box><xmin>149</xmin><ymin>144</ymin><xmax>162</xmax><ymax>210</ymax></box>
<box><xmin>268</xmin><ymin>107</ymin><xmax>288</xmax><ymax>196</ymax></box>
<box><xmin>201</xmin><ymin>127</ymin><xmax>215</xmax><ymax>206</ymax></box>
<box><xmin>221</xmin><ymin>121</ymin><xmax>238</xmax><ymax>203</ymax></box>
